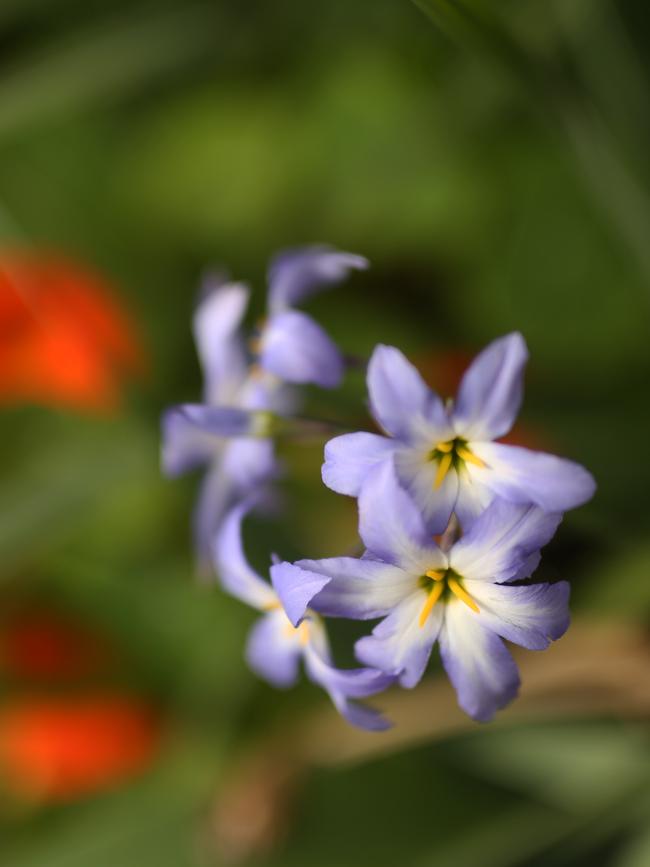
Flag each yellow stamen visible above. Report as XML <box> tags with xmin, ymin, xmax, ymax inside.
<box><xmin>448</xmin><ymin>577</ymin><xmax>480</xmax><ymax>613</ymax></box>
<box><xmin>434</xmin><ymin>452</ymin><xmax>453</xmax><ymax>489</ymax></box>
<box><xmin>435</xmin><ymin>440</ymin><xmax>454</xmax><ymax>453</ymax></box>
<box><xmin>425</xmin><ymin>569</ymin><xmax>445</xmax><ymax>581</ymax></box>
<box><xmin>419</xmin><ymin>582</ymin><xmax>445</xmax><ymax>627</ymax></box>
<box><xmin>263</xmin><ymin>600</ymin><xmax>281</xmax><ymax>611</ymax></box>
<box><xmin>456</xmin><ymin>446</ymin><xmax>486</xmax><ymax>469</ymax></box>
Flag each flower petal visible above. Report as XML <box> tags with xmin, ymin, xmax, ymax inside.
<box><xmin>279</xmin><ymin>557</ymin><xmax>416</xmax><ymax>621</ymax></box>
<box><xmin>267</xmin><ymin>246</ymin><xmax>368</xmax><ymax>313</ymax></box>
<box><xmin>259</xmin><ymin>310</ymin><xmax>344</xmax><ymax>388</ymax></box>
<box><xmin>303</xmin><ymin>634</ymin><xmax>393</xmax><ymax>731</ymax></box>
<box><xmin>212</xmin><ymin>502</ymin><xmax>277</xmax><ymax>610</ymax></box>
<box><xmin>221</xmin><ymin>438</ymin><xmax>280</xmax><ymax>489</ymax></box>
<box><xmin>269</xmin><ymin>561</ymin><xmax>333</xmax><ymax>627</ymax></box>
<box><xmin>394</xmin><ymin>445</ymin><xmax>459</xmax><ymax>534</ymax></box>
<box><xmin>193</xmin><ymin>457</ymin><xmax>234</xmax><ymax>573</ymax></box>
<box><xmin>322</xmin><ymin>432</ymin><xmax>399</xmax><ymax>497</ymax></box>
<box><xmin>452</xmin><ymin>332</ymin><xmax>528</xmax><ymax>441</ymax></box>
<box><xmin>439</xmin><ymin>599</ymin><xmax>520</xmax><ymax>721</ymax></box>
<box><xmin>449</xmin><ymin>498</ymin><xmax>562</xmax><ymax>583</ymax></box>
<box><xmin>161</xmin><ymin>406</ymin><xmax>221</xmax><ymax>477</ymax></box>
<box><xmin>245</xmin><ymin>609</ymin><xmax>301</xmax><ymax>688</ymax></box>
<box><xmin>472</xmin><ymin>441</ymin><xmax>597</xmax><ymax>513</ymax></box>
<box><xmin>465</xmin><ymin>580</ymin><xmax>570</xmax><ymax>650</ymax></box>
<box><xmin>358</xmin><ymin>460</ymin><xmax>445</xmax><ymax>570</ymax></box>
<box><xmin>193</xmin><ymin>279</ymin><xmax>250</xmax><ymax>404</ymax></box>
<box><xmin>355</xmin><ymin>590</ymin><xmax>443</xmax><ymax>688</ymax></box>
<box><xmin>367</xmin><ymin>344</ymin><xmax>453</xmax><ymax>442</ymax></box>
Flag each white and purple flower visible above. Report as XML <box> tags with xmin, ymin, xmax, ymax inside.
<box><xmin>272</xmin><ymin>461</ymin><xmax>571</xmax><ymax>722</ymax></box>
<box><xmin>214</xmin><ymin>502</ymin><xmax>394</xmax><ymax>731</ymax></box>
<box><xmin>322</xmin><ymin>333</ymin><xmax>596</xmax><ymax>533</ymax></box>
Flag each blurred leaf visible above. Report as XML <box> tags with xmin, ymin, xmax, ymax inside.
<box><xmin>0</xmin><ymin>4</ymin><xmax>218</xmax><ymax>141</ymax></box>
<box><xmin>452</xmin><ymin>723</ymin><xmax>650</xmax><ymax>812</ymax></box>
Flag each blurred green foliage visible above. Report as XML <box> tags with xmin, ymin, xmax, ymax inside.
<box><xmin>0</xmin><ymin>0</ymin><xmax>648</xmax><ymax>865</ymax></box>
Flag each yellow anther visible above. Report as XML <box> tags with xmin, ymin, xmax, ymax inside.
<box><xmin>448</xmin><ymin>577</ymin><xmax>480</xmax><ymax>613</ymax></box>
<box><xmin>419</xmin><ymin>582</ymin><xmax>445</xmax><ymax>627</ymax></box>
<box><xmin>434</xmin><ymin>452</ymin><xmax>453</xmax><ymax>489</ymax></box>
<box><xmin>456</xmin><ymin>446</ymin><xmax>486</xmax><ymax>469</ymax></box>
<box><xmin>263</xmin><ymin>600</ymin><xmax>281</xmax><ymax>611</ymax></box>
<box><xmin>435</xmin><ymin>440</ymin><xmax>454</xmax><ymax>453</ymax></box>
<box><xmin>425</xmin><ymin>569</ymin><xmax>445</xmax><ymax>582</ymax></box>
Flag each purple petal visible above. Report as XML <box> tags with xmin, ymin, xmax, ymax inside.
<box><xmin>213</xmin><ymin>502</ymin><xmax>277</xmax><ymax>610</ymax></box>
<box><xmin>303</xmin><ymin>635</ymin><xmax>393</xmax><ymax>731</ymax></box>
<box><xmin>267</xmin><ymin>246</ymin><xmax>368</xmax><ymax>313</ymax></box>
<box><xmin>322</xmin><ymin>432</ymin><xmax>399</xmax><ymax>497</ymax></box>
<box><xmin>472</xmin><ymin>442</ymin><xmax>597</xmax><ymax>513</ymax></box>
<box><xmin>193</xmin><ymin>457</ymin><xmax>234</xmax><ymax>574</ymax></box>
<box><xmin>358</xmin><ymin>460</ymin><xmax>444</xmax><ymax>569</ymax></box>
<box><xmin>449</xmin><ymin>498</ymin><xmax>562</xmax><ymax>584</ymax></box>
<box><xmin>286</xmin><ymin>557</ymin><xmax>416</xmax><ymax>620</ymax></box>
<box><xmin>193</xmin><ymin>279</ymin><xmax>250</xmax><ymax>404</ymax></box>
<box><xmin>245</xmin><ymin>610</ymin><xmax>301</xmax><ymax>688</ymax></box>
<box><xmin>466</xmin><ymin>580</ymin><xmax>571</xmax><ymax>650</ymax></box>
<box><xmin>394</xmin><ymin>445</ymin><xmax>460</xmax><ymax>535</ymax></box>
<box><xmin>269</xmin><ymin>561</ymin><xmax>333</xmax><ymax>627</ymax></box>
<box><xmin>439</xmin><ymin>600</ymin><xmax>520</xmax><ymax>722</ymax></box>
<box><xmin>452</xmin><ymin>332</ymin><xmax>528</xmax><ymax>441</ymax></box>
<box><xmin>367</xmin><ymin>345</ymin><xmax>453</xmax><ymax>443</ymax></box>
<box><xmin>355</xmin><ymin>590</ymin><xmax>443</xmax><ymax>688</ymax></box>
<box><xmin>259</xmin><ymin>310</ymin><xmax>344</xmax><ymax>388</ymax></box>
<box><xmin>161</xmin><ymin>406</ymin><xmax>221</xmax><ymax>477</ymax></box>
<box><xmin>221</xmin><ymin>438</ymin><xmax>280</xmax><ymax>489</ymax></box>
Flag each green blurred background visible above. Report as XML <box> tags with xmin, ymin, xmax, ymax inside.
<box><xmin>0</xmin><ymin>1</ymin><xmax>649</xmax><ymax>865</ymax></box>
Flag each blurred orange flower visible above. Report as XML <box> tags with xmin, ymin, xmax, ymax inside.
<box><xmin>0</xmin><ymin>250</ymin><xmax>145</xmax><ymax>412</ymax></box>
<box><xmin>0</xmin><ymin>695</ymin><xmax>162</xmax><ymax>802</ymax></box>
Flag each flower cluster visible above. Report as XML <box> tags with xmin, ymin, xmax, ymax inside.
<box><xmin>163</xmin><ymin>247</ymin><xmax>595</xmax><ymax>729</ymax></box>
<box><xmin>161</xmin><ymin>247</ymin><xmax>367</xmax><ymax>570</ymax></box>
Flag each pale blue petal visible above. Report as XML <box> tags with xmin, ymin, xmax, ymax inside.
<box><xmin>193</xmin><ymin>279</ymin><xmax>250</xmax><ymax>404</ymax></box>
<box><xmin>267</xmin><ymin>246</ymin><xmax>368</xmax><ymax>313</ymax></box>
<box><xmin>213</xmin><ymin>502</ymin><xmax>277</xmax><ymax>610</ymax></box>
<box><xmin>193</xmin><ymin>457</ymin><xmax>234</xmax><ymax>574</ymax></box>
<box><xmin>472</xmin><ymin>441</ymin><xmax>597</xmax><ymax>513</ymax></box>
<box><xmin>161</xmin><ymin>406</ymin><xmax>221</xmax><ymax>477</ymax></box>
<box><xmin>367</xmin><ymin>344</ymin><xmax>453</xmax><ymax>443</ymax></box>
<box><xmin>355</xmin><ymin>590</ymin><xmax>443</xmax><ymax>688</ymax></box>
<box><xmin>466</xmin><ymin>580</ymin><xmax>571</xmax><ymax>650</ymax></box>
<box><xmin>394</xmin><ymin>445</ymin><xmax>459</xmax><ymax>534</ymax></box>
<box><xmin>449</xmin><ymin>498</ymin><xmax>562</xmax><ymax>584</ymax></box>
<box><xmin>269</xmin><ymin>561</ymin><xmax>332</xmax><ymax>627</ymax></box>
<box><xmin>285</xmin><ymin>557</ymin><xmax>416</xmax><ymax>620</ymax></box>
<box><xmin>358</xmin><ymin>460</ymin><xmax>445</xmax><ymax>570</ymax></box>
<box><xmin>303</xmin><ymin>639</ymin><xmax>393</xmax><ymax>731</ymax></box>
<box><xmin>322</xmin><ymin>432</ymin><xmax>399</xmax><ymax>497</ymax></box>
<box><xmin>221</xmin><ymin>438</ymin><xmax>280</xmax><ymax>489</ymax></box>
<box><xmin>260</xmin><ymin>310</ymin><xmax>344</xmax><ymax>388</ymax></box>
<box><xmin>245</xmin><ymin>609</ymin><xmax>301</xmax><ymax>688</ymax></box>
<box><xmin>439</xmin><ymin>599</ymin><xmax>520</xmax><ymax>722</ymax></box>
<box><xmin>452</xmin><ymin>332</ymin><xmax>528</xmax><ymax>441</ymax></box>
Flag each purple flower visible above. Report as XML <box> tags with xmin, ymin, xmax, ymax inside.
<box><xmin>322</xmin><ymin>333</ymin><xmax>596</xmax><ymax>533</ymax></box>
<box><xmin>213</xmin><ymin>502</ymin><xmax>394</xmax><ymax>731</ymax></box>
<box><xmin>257</xmin><ymin>246</ymin><xmax>368</xmax><ymax>388</ymax></box>
<box><xmin>162</xmin><ymin>279</ymin><xmax>285</xmax><ymax>568</ymax></box>
<box><xmin>272</xmin><ymin>461</ymin><xmax>570</xmax><ymax>722</ymax></box>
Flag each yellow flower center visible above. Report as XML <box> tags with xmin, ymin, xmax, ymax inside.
<box><xmin>418</xmin><ymin>568</ymin><xmax>480</xmax><ymax>627</ymax></box>
<box><xmin>429</xmin><ymin>438</ymin><xmax>486</xmax><ymax>489</ymax></box>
